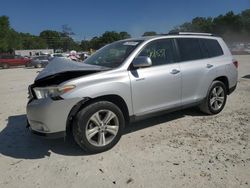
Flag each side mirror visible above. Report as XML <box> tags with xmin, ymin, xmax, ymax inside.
<box><xmin>132</xmin><ymin>56</ymin><xmax>152</xmax><ymax>68</ymax></box>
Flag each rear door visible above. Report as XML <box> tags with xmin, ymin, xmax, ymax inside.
<box><xmin>129</xmin><ymin>39</ymin><xmax>182</xmax><ymax>116</ymax></box>
<box><xmin>176</xmin><ymin>38</ymin><xmax>218</xmax><ymax>105</ymax></box>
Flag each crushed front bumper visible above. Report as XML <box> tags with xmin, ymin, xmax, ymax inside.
<box><xmin>27</xmin><ymin>120</ymin><xmax>66</xmax><ymax>139</ymax></box>
<box><xmin>26</xmin><ymin>97</ymin><xmax>82</xmax><ymax>137</ymax></box>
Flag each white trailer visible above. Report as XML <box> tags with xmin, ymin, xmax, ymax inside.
<box><xmin>15</xmin><ymin>49</ymin><xmax>54</xmax><ymax>57</ymax></box>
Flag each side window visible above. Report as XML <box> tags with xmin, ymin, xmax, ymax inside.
<box><xmin>200</xmin><ymin>39</ymin><xmax>223</xmax><ymax>57</ymax></box>
<box><xmin>177</xmin><ymin>38</ymin><xmax>203</xmax><ymax>61</ymax></box>
<box><xmin>138</xmin><ymin>39</ymin><xmax>176</xmax><ymax>66</ymax></box>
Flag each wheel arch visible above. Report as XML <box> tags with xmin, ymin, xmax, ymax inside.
<box><xmin>66</xmin><ymin>95</ymin><xmax>130</xmax><ymax>135</ymax></box>
<box><xmin>213</xmin><ymin>76</ymin><xmax>229</xmax><ymax>94</ymax></box>
<box><xmin>1</xmin><ymin>62</ymin><xmax>10</xmax><ymax>69</ymax></box>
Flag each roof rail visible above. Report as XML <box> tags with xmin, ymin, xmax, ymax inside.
<box><xmin>168</xmin><ymin>32</ymin><xmax>214</xmax><ymax>36</ymax></box>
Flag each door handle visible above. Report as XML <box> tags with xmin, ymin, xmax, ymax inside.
<box><xmin>135</xmin><ymin>78</ymin><xmax>145</xmax><ymax>81</ymax></box>
<box><xmin>170</xmin><ymin>69</ymin><xmax>180</xmax><ymax>74</ymax></box>
<box><xmin>206</xmin><ymin>64</ymin><xmax>213</xmax><ymax>68</ymax></box>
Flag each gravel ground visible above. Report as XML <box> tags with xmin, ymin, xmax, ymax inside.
<box><xmin>0</xmin><ymin>55</ymin><xmax>249</xmax><ymax>188</ymax></box>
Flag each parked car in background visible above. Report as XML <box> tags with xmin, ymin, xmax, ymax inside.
<box><xmin>51</xmin><ymin>53</ymin><xmax>67</xmax><ymax>58</ymax></box>
<box><xmin>0</xmin><ymin>55</ymin><xmax>31</xmax><ymax>69</ymax></box>
<box><xmin>79</xmin><ymin>52</ymin><xmax>90</xmax><ymax>60</ymax></box>
<box><xmin>27</xmin><ymin>55</ymin><xmax>52</xmax><ymax>68</ymax></box>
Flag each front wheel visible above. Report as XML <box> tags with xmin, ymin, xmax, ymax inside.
<box><xmin>73</xmin><ymin>101</ymin><xmax>125</xmax><ymax>153</ymax></box>
<box><xmin>199</xmin><ymin>81</ymin><xmax>227</xmax><ymax>115</ymax></box>
<box><xmin>35</xmin><ymin>64</ymin><xmax>42</xmax><ymax>68</ymax></box>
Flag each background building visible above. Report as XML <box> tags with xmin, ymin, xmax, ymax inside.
<box><xmin>15</xmin><ymin>49</ymin><xmax>54</xmax><ymax>57</ymax></box>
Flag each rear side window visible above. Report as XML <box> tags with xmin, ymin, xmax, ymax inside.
<box><xmin>176</xmin><ymin>38</ymin><xmax>203</xmax><ymax>61</ymax></box>
<box><xmin>200</xmin><ymin>39</ymin><xmax>223</xmax><ymax>58</ymax></box>
<box><xmin>1</xmin><ymin>55</ymin><xmax>14</xmax><ymax>59</ymax></box>
<box><xmin>39</xmin><ymin>56</ymin><xmax>47</xmax><ymax>60</ymax></box>
<box><xmin>138</xmin><ymin>39</ymin><xmax>177</xmax><ymax>66</ymax></box>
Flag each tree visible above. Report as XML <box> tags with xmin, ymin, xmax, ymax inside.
<box><xmin>0</xmin><ymin>16</ymin><xmax>11</xmax><ymax>52</ymax></box>
<box><xmin>80</xmin><ymin>40</ymin><xmax>91</xmax><ymax>51</ymax></box>
<box><xmin>19</xmin><ymin>33</ymin><xmax>47</xmax><ymax>49</ymax></box>
<box><xmin>119</xmin><ymin>31</ymin><xmax>131</xmax><ymax>39</ymax></box>
<box><xmin>170</xmin><ymin>17</ymin><xmax>213</xmax><ymax>33</ymax></box>
<box><xmin>40</xmin><ymin>30</ymin><xmax>62</xmax><ymax>49</ymax></box>
<box><xmin>60</xmin><ymin>24</ymin><xmax>78</xmax><ymax>51</ymax></box>
<box><xmin>213</xmin><ymin>11</ymin><xmax>242</xmax><ymax>34</ymax></box>
<box><xmin>80</xmin><ymin>31</ymin><xmax>132</xmax><ymax>51</ymax></box>
<box><xmin>191</xmin><ymin>17</ymin><xmax>213</xmax><ymax>32</ymax></box>
<box><xmin>142</xmin><ymin>31</ymin><xmax>157</xmax><ymax>36</ymax></box>
<box><xmin>241</xmin><ymin>9</ymin><xmax>250</xmax><ymax>32</ymax></box>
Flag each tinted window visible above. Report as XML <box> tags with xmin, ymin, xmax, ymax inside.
<box><xmin>138</xmin><ymin>39</ymin><xmax>176</xmax><ymax>66</ymax></box>
<box><xmin>15</xmin><ymin>55</ymin><xmax>22</xmax><ymax>59</ymax></box>
<box><xmin>177</xmin><ymin>38</ymin><xmax>203</xmax><ymax>61</ymax></box>
<box><xmin>38</xmin><ymin>56</ymin><xmax>47</xmax><ymax>60</ymax></box>
<box><xmin>1</xmin><ymin>55</ymin><xmax>14</xmax><ymax>59</ymax></box>
<box><xmin>200</xmin><ymin>39</ymin><xmax>223</xmax><ymax>57</ymax></box>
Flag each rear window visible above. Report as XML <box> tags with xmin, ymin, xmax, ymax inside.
<box><xmin>199</xmin><ymin>39</ymin><xmax>223</xmax><ymax>58</ymax></box>
<box><xmin>176</xmin><ymin>38</ymin><xmax>203</xmax><ymax>61</ymax></box>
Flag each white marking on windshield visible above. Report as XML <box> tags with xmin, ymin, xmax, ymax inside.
<box><xmin>123</xmin><ymin>41</ymin><xmax>139</xmax><ymax>46</ymax></box>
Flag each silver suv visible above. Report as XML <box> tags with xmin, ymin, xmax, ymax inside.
<box><xmin>27</xmin><ymin>32</ymin><xmax>238</xmax><ymax>153</ymax></box>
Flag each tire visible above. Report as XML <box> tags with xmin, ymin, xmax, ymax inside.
<box><xmin>25</xmin><ymin>63</ymin><xmax>31</xmax><ymax>67</ymax></box>
<box><xmin>2</xmin><ymin>63</ymin><xmax>9</xmax><ymax>69</ymax></box>
<box><xmin>72</xmin><ymin>101</ymin><xmax>125</xmax><ymax>153</ymax></box>
<box><xmin>35</xmin><ymin>64</ymin><xmax>42</xmax><ymax>68</ymax></box>
<box><xmin>199</xmin><ymin>81</ymin><xmax>227</xmax><ymax>115</ymax></box>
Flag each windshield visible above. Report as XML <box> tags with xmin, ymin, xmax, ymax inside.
<box><xmin>84</xmin><ymin>40</ymin><xmax>142</xmax><ymax>68</ymax></box>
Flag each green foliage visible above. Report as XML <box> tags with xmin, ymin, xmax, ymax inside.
<box><xmin>40</xmin><ymin>30</ymin><xmax>62</xmax><ymax>49</ymax></box>
<box><xmin>0</xmin><ymin>16</ymin><xmax>48</xmax><ymax>52</ymax></box>
<box><xmin>80</xmin><ymin>31</ymin><xmax>131</xmax><ymax>51</ymax></box>
<box><xmin>241</xmin><ymin>9</ymin><xmax>250</xmax><ymax>32</ymax></box>
<box><xmin>0</xmin><ymin>15</ymin><xmax>11</xmax><ymax>52</ymax></box>
<box><xmin>142</xmin><ymin>31</ymin><xmax>157</xmax><ymax>36</ymax></box>
<box><xmin>20</xmin><ymin>33</ymin><xmax>47</xmax><ymax>49</ymax></box>
<box><xmin>1</xmin><ymin>9</ymin><xmax>250</xmax><ymax>53</ymax></box>
<box><xmin>170</xmin><ymin>9</ymin><xmax>250</xmax><ymax>42</ymax></box>
<box><xmin>213</xmin><ymin>11</ymin><xmax>242</xmax><ymax>34</ymax></box>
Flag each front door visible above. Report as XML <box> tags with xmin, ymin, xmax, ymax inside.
<box><xmin>129</xmin><ymin>39</ymin><xmax>181</xmax><ymax>116</ymax></box>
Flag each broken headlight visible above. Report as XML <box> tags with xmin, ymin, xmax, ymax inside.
<box><xmin>33</xmin><ymin>85</ymin><xmax>75</xmax><ymax>99</ymax></box>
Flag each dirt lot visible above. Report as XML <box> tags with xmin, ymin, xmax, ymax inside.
<box><xmin>0</xmin><ymin>55</ymin><xmax>249</xmax><ymax>188</ymax></box>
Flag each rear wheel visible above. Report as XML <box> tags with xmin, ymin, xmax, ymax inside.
<box><xmin>73</xmin><ymin>101</ymin><xmax>125</xmax><ymax>153</ymax></box>
<box><xmin>25</xmin><ymin>62</ymin><xmax>31</xmax><ymax>67</ymax></box>
<box><xmin>2</xmin><ymin>63</ymin><xmax>9</xmax><ymax>69</ymax></box>
<box><xmin>199</xmin><ymin>81</ymin><xmax>227</xmax><ymax>115</ymax></box>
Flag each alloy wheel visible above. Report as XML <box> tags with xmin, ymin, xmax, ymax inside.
<box><xmin>85</xmin><ymin>110</ymin><xmax>119</xmax><ymax>147</ymax></box>
<box><xmin>209</xmin><ymin>86</ymin><xmax>225</xmax><ymax>111</ymax></box>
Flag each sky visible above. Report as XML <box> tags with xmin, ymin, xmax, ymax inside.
<box><xmin>0</xmin><ymin>0</ymin><xmax>249</xmax><ymax>41</ymax></box>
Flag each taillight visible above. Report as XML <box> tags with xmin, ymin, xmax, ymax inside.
<box><xmin>233</xmin><ymin>61</ymin><xmax>238</xmax><ymax>68</ymax></box>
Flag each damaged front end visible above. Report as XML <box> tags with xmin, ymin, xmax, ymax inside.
<box><xmin>28</xmin><ymin>58</ymin><xmax>110</xmax><ymax>100</ymax></box>
<box><xmin>26</xmin><ymin>58</ymin><xmax>110</xmax><ymax>136</ymax></box>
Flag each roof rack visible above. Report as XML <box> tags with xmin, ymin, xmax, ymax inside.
<box><xmin>167</xmin><ymin>32</ymin><xmax>214</xmax><ymax>36</ymax></box>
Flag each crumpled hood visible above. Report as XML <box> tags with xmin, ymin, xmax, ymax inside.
<box><xmin>35</xmin><ymin>57</ymin><xmax>109</xmax><ymax>81</ymax></box>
